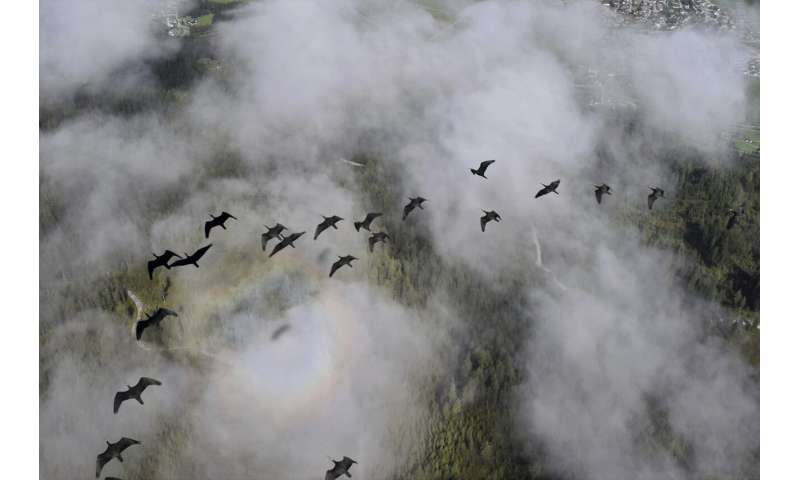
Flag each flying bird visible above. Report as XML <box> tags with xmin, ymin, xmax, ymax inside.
<box><xmin>204</xmin><ymin>211</ymin><xmax>237</xmax><ymax>238</ymax></box>
<box><xmin>113</xmin><ymin>377</ymin><xmax>162</xmax><ymax>414</ymax></box>
<box><xmin>354</xmin><ymin>212</ymin><xmax>382</xmax><ymax>232</ymax></box>
<box><xmin>402</xmin><ymin>197</ymin><xmax>427</xmax><ymax>220</ymax></box>
<box><xmin>167</xmin><ymin>244</ymin><xmax>212</xmax><ymax>269</ymax></box>
<box><xmin>727</xmin><ymin>204</ymin><xmax>745</xmax><ymax>230</ymax></box>
<box><xmin>147</xmin><ymin>250</ymin><xmax>181</xmax><ymax>280</ymax></box>
<box><xmin>269</xmin><ymin>231</ymin><xmax>305</xmax><ymax>258</ymax></box>
<box><xmin>135</xmin><ymin>308</ymin><xmax>178</xmax><ymax>341</ymax></box>
<box><xmin>271</xmin><ymin>324</ymin><xmax>291</xmax><ymax>341</ymax></box>
<box><xmin>368</xmin><ymin>231</ymin><xmax>391</xmax><ymax>252</ymax></box>
<box><xmin>325</xmin><ymin>456</ymin><xmax>358</xmax><ymax>480</ymax></box>
<box><xmin>262</xmin><ymin>223</ymin><xmax>287</xmax><ymax>251</ymax></box>
<box><xmin>470</xmin><ymin>159</ymin><xmax>495</xmax><ymax>179</ymax></box>
<box><xmin>535</xmin><ymin>180</ymin><xmax>560</xmax><ymax>198</ymax></box>
<box><xmin>480</xmin><ymin>210</ymin><xmax>501</xmax><ymax>232</ymax></box>
<box><xmin>96</xmin><ymin>437</ymin><xmax>140</xmax><ymax>478</ymax></box>
<box><xmin>329</xmin><ymin>255</ymin><xmax>358</xmax><ymax>277</ymax></box>
<box><xmin>647</xmin><ymin>187</ymin><xmax>665</xmax><ymax>210</ymax></box>
<box><xmin>594</xmin><ymin>184</ymin><xmax>612</xmax><ymax>204</ymax></box>
<box><xmin>315</xmin><ymin>215</ymin><xmax>344</xmax><ymax>240</ymax></box>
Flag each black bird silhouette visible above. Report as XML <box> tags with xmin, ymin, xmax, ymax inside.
<box><xmin>727</xmin><ymin>204</ymin><xmax>745</xmax><ymax>230</ymax></box>
<box><xmin>96</xmin><ymin>437</ymin><xmax>140</xmax><ymax>478</ymax></box>
<box><xmin>647</xmin><ymin>187</ymin><xmax>665</xmax><ymax>210</ymax></box>
<box><xmin>470</xmin><ymin>159</ymin><xmax>495</xmax><ymax>179</ymax></box>
<box><xmin>168</xmin><ymin>244</ymin><xmax>212</xmax><ymax>269</ymax></box>
<box><xmin>269</xmin><ymin>231</ymin><xmax>306</xmax><ymax>258</ymax></box>
<box><xmin>480</xmin><ymin>210</ymin><xmax>501</xmax><ymax>232</ymax></box>
<box><xmin>329</xmin><ymin>255</ymin><xmax>358</xmax><ymax>277</ymax></box>
<box><xmin>271</xmin><ymin>324</ymin><xmax>291</xmax><ymax>341</ymax></box>
<box><xmin>147</xmin><ymin>250</ymin><xmax>181</xmax><ymax>280</ymax></box>
<box><xmin>135</xmin><ymin>308</ymin><xmax>178</xmax><ymax>341</ymax></box>
<box><xmin>368</xmin><ymin>232</ymin><xmax>391</xmax><ymax>252</ymax></box>
<box><xmin>262</xmin><ymin>223</ymin><xmax>287</xmax><ymax>251</ymax></box>
<box><xmin>594</xmin><ymin>184</ymin><xmax>612</xmax><ymax>204</ymax></box>
<box><xmin>325</xmin><ymin>456</ymin><xmax>358</xmax><ymax>480</ymax></box>
<box><xmin>114</xmin><ymin>377</ymin><xmax>162</xmax><ymax>414</ymax></box>
<box><xmin>535</xmin><ymin>180</ymin><xmax>560</xmax><ymax>198</ymax></box>
<box><xmin>315</xmin><ymin>215</ymin><xmax>344</xmax><ymax>240</ymax></box>
<box><xmin>354</xmin><ymin>212</ymin><xmax>382</xmax><ymax>232</ymax></box>
<box><xmin>204</xmin><ymin>211</ymin><xmax>237</xmax><ymax>238</ymax></box>
<box><xmin>402</xmin><ymin>197</ymin><xmax>427</xmax><ymax>220</ymax></box>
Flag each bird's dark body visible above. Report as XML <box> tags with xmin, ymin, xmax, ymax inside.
<box><xmin>330</xmin><ymin>255</ymin><xmax>358</xmax><ymax>277</ymax></box>
<box><xmin>315</xmin><ymin>216</ymin><xmax>344</xmax><ymax>240</ymax></box>
<box><xmin>135</xmin><ymin>308</ymin><xmax>178</xmax><ymax>341</ymax></box>
<box><xmin>147</xmin><ymin>250</ymin><xmax>181</xmax><ymax>280</ymax></box>
<box><xmin>535</xmin><ymin>180</ymin><xmax>560</xmax><ymax>198</ymax></box>
<box><xmin>114</xmin><ymin>377</ymin><xmax>162</xmax><ymax>414</ymax></box>
<box><xmin>402</xmin><ymin>197</ymin><xmax>427</xmax><ymax>220</ymax></box>
<box><xmin>269</xmin><ymin>231</ymin><xmax>305</xmax><ymax>257</ymax></box>
<box><xmin>262</xmin><ymin>223</ymin><xmax>287</xmax><ymax>251</ymax></box>
<box><xmin>204</xmin><ymin>212</ymin><xmax>237</xmax><ymax>238</ymax></box>
<box><xmin>354</xmin><ymin>212</ymin><xmax>382</xmax><ymax>232</ymax></box>
<box><xmin>647</xmin><ymin>187</ymin><xmax>665</xmax><ymax>210</ymax></box>
<box><xmin>594</xmin><ymin>184</ymin><xmax>612</xmax><ymax>204</ymax></box>
<box><xmin>480</xmin><ymin>210</ymin><xmax>501</xmax><ymax>232</ymax></box>
<box><xmin>368</xmin><ymin>232</ymin><xmax>391</xmax><ymax>252</ymax></box>
<box><xmin>96</xmin><ymin>437</ymin><xmax>140</xmax><ymax>478</ymax></box>
<box><xmin>325</xmin><ymin>456</ymin><xmax>358</xmax><ymax>480</ymax></box>
<box><xmin>470</xmin><ymin>159</ymin><xmax>495</xmax><ymax>178</ymax></box>
<box><xmin>168</xmin><ymin>244</ymin><xmax>212</xmax><ymax>269</ymax></box>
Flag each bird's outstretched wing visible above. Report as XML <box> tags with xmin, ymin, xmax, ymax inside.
<box><xmin>147</xmin><ymin>259</ymin><xmax>158</xmax><ymax>279</ymax></box>
<box><xmin>535</xmin><ymin>186</ymin><xmax>548</xmax><ymax>198</ymax></box>
<box><xmin>270</xmin><ymin>240</ymin><xmax>288</xmax><ymax>257</ymax></box>
<box><xmin>314</xmin><ymin>222</ymin><xmax>327</xmax><ymax>240</ymax></box>
<box><xmin>155</xmin><ymin>308</ymin><xmax>178</xmax><ymax>320</ymax></box>
<box><xmin>204</xmin><ymin>220</ymin><xmax>214</xmax><ymax>238</ymax></box>
<box><xmin>366</xmin><ymin>212</ymin><xmax>382</xmax><ymax>223</ymax></box>
<box><xmin>647</xmin><ymin>193</ymin><xmax>656</xmax><ymax>210</ymax></box>
<box><xmin>480</xmin><ymin>215</ymin><xmax>489</xmax><ymax>232</ymax></box>
<box><xmin>193</xmin><ymin>244</ymin><xmax>212</xmax><ymax>261</ymax></box>
<box><xmin>368</xmin><ymin>236</ymin><xmax>377</xmax><ymax>252</ymax></box>
<box><xmin>324</xmin><ymin>468</ymin><xmax>337</xmax><ymax>480</ymax></box>
<box><xmin>136</xmin><ymin>377</ymin><xmax>162</xmax><ymax>390</ymax></box>
<box><xmin>113</xmin><ymin>391</ymin><xmax>129</xmax><ymax>414</ymax></box>
<box><xmin>261</xmin><ymin>233</ymin><xmax>269</xmax><ymax>251</ymax></box>
<box><xmin>479</xmin><ymin>159</ymin><xmax>495</xmax><ymax>173</ymax></box>
<box><xmin>595</xmin><ymin>189</ymin><xmax>603</xmax><ymax>204</ymax></box>
<box><xmin>117</xmin><ymin>437</ymin><xmax>140</xmax><ymax>452</ymax></box>
<box><xmin>402</xmin><ymin>203</ymin><xmax>414</xmax><ymax>220</ymax></box>
<box><xmin>135</xmin><ymin>317</ymin><xmax>153</xmax><ymax>341</ymax></box>
<box><xmin>330</xmin><ymin>260</ymin><xmax>342</xmax><ymax>277</ymax></box>
<box><xmin>96</xmin><ymin>449</ymin><xmax>112</xmax><ymax>478</ymax></box>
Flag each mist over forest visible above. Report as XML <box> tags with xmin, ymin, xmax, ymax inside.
<box><xmin>40</xmin><ymin>1</ymin><xmax>760</xmax><ymax>479</ymax></box>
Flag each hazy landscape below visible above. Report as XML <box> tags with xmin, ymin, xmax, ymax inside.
<box><xmin>40</xmin><ymin>1</ymin><xmax>759</xmax><ymax>479</ymax></box>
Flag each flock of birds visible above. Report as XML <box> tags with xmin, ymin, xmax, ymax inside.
<box><xmin>95</xmin><ymin>158</ymin><xmax>746</xmax><ymax>479</ymax></box>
